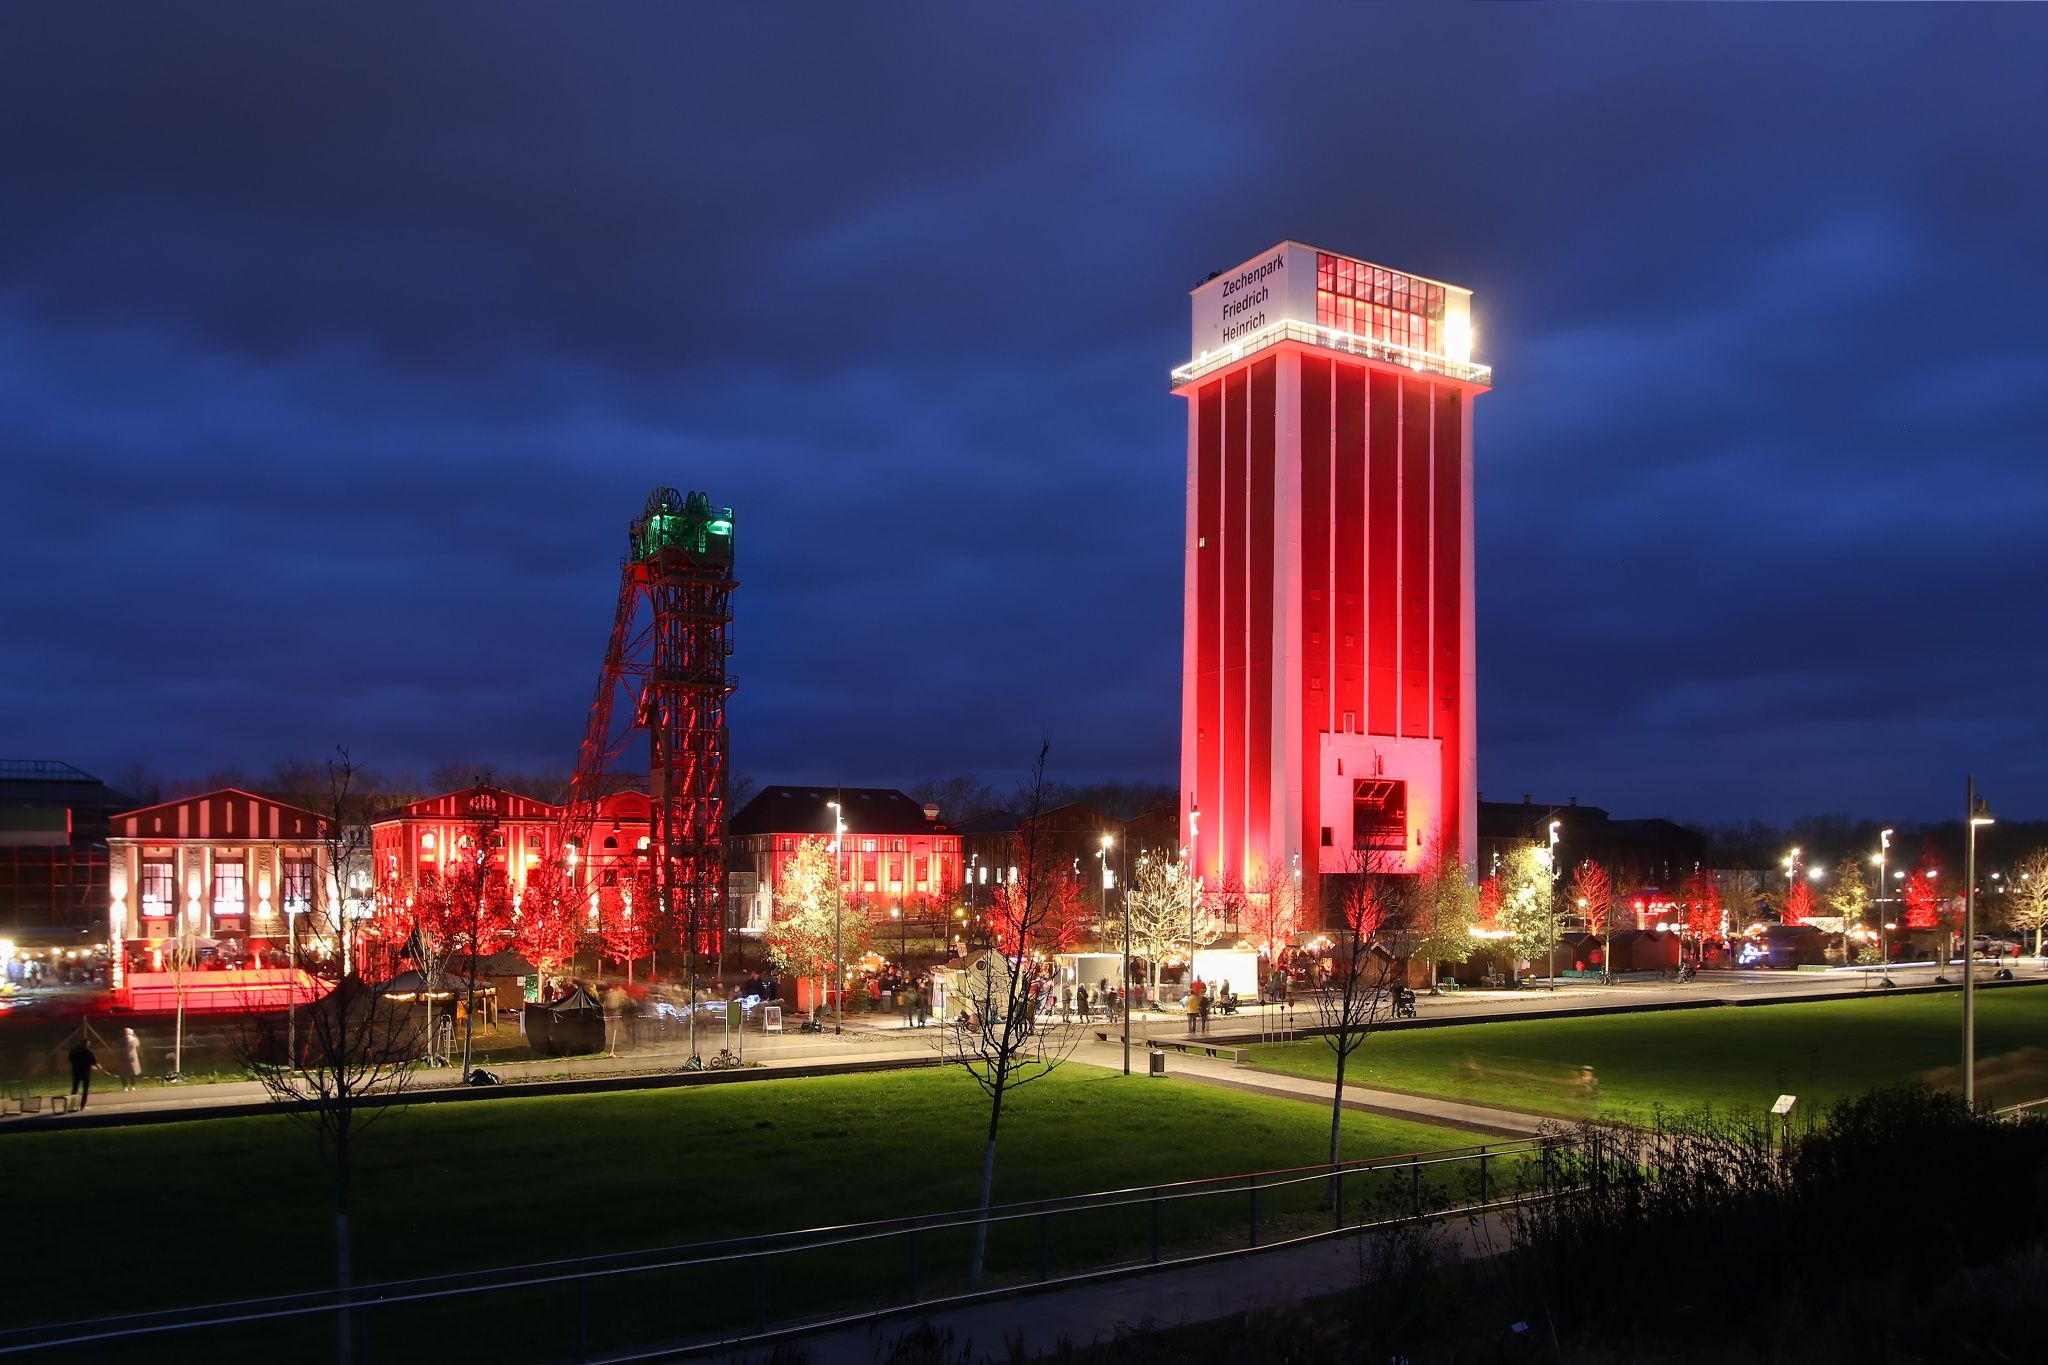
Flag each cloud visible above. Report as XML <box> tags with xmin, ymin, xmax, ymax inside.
<box><xmin>1</xmin><ymin>4</ymin><xmax>2044</xmax><ymax>821</ymax></box>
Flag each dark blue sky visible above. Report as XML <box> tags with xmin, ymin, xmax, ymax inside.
<box><xmin>3</xmin><ymin>5</ymin><xmax>2044</xmax><ymax>823</ymax></box>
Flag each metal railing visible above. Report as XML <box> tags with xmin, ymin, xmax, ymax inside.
<box><xmin>0</xmin><ymin>1137</ymin><xmax>1567</xmax><ymax>1363</ymax></box>
<box><xmin>1171</xmin><ymin>317</ymin><xmax>1494</xmax><ymax>390</ymax></box>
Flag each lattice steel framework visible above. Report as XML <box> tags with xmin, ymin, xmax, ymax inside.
<box><xmin>567</xmin><ymin>488</ymin><xmax>736</xmax><ymax>960</ymax></box>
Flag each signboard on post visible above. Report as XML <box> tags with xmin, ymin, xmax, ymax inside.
<box><xmin>762</xmin><ymin>1003</ymin><xmax>783</xmax><ymax>1034</ymax></box>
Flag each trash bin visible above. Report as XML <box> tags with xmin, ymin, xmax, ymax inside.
<box><xmin>1148</xmin><ymin>1049</ymin><xmax>1167</xmax><ymax>1078</ymax></box>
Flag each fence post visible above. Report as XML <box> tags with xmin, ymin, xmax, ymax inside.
<box><xmin>1478</xmin><ymin>1148</ymin><xmax>1489</xmax><ymax>1208</ymax></box>
<box><xmin>907</xmin><ymin>1228</ymin><xmax>921</xmax><ymax>1303</ymax></box>
<box><xmin>575</xmin><ymin>1277</ymin><xmax>590</xmax><ymax>1362</ymax></box>
<box><xmin>1410</xmin><ymin>1157</ymin><xmax>1421</xmax><ymax>1216</ymax></box>
<box><xmin>754</xmin><ymin>1258</ymin><xmax>769</xmax><ymax>1334</ymax></box>
<box><xmin>1150</xmin><ymin>1188</ymin><xmax>1161</xmax><ymax>1264</ymax></box>
<box><xmin>1038</xmin><ymin>1203</ymin><xmax>1051</xmax><ymax>1282</ymax></box>
<box><xmin>1247</xmin><ymin>1174</ymin><xmax>1259</xmax><ymax>1248</ymax></box>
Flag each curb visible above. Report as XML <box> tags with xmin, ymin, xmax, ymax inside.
<box><xmin>0</xmin><ymin>1051</ymin><xmax>946</xmax><ymax>1136</ymax></box>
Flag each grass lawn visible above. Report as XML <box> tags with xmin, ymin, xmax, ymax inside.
<box><xmin>1250</xmin><ymin>985</ymin><xmax>2048</xmax><ymax>1121</ymax></box>
<box><xmin>4</xmin><ymin>1061</ymin><xmax>1474</xmax><ymax>1349</ymax></box>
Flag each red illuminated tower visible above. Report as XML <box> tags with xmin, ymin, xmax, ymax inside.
<box><xmin>569</xmin><ymin>488</ymin><xmax>737</xmax><ymax>960</ymax></box>
<box><xmin>1174</xmin><ymin>243</ymin><xmax>1490</xmax><ymax>913</ymax></box>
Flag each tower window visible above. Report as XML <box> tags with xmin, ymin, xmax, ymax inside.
<box><xmin>1351</xmin><ymin>779</ymin><xmax>1407</xmax><ymax>853</ymax></box>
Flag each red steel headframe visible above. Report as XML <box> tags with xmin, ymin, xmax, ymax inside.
<box><xmin>566</xmin><ymin>488</ymin><xmax>736</xmax><ymax>963</ymax></box>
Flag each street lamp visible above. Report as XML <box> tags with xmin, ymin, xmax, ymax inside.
<box><xmin>827</xmin><ymin>799</ymin><xmax>846</xmax><ymax>1035</ymax></box>
<box><xmin>1963</xmin><ymin>780</ymin><xmax>1995</xmax><ymax>1107</ymax></box>
<box><xmin>1874</xmin><ymin>828</ymin><xmax>1893</xmax><ymax>978</ymax></box>
<box><xmin>1546</xmin><ymin>820</ymin><xmax>1561</xmax><ymax>990</ymax></box>
<box><xmin>1094</xmin><ymin>833</ymin><xmax>1128</xmax><ymax>1075</ymax></box>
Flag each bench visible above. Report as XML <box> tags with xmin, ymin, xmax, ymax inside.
<box><xmin>1150</xmin><ymin>1041</ymin><xmax>1251</xmax><ymax>1063</ymax></box>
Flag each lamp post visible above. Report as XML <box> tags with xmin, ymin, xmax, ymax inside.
<box><xmin>1546</xmin><ymin>820</ymin><xmax>1561</xmax><ymax>990</ymax></box>
<box><xmin>1964</xmin><ymin>779</ymin><xmax>1995</xmax><ymax>1107</ymax></box>
<box><xmin>1097</xmin><ymin>832</ymin><xmax>1126</xmax><ymax>1074</ymax></box>
<box><xmin>1874</xmin><ymin>828</ymin><xmax>1892</xmax><ymax>978</ymax></box>
<box><xmin>286</xmin><ymin>899</ymin><xmax>301</xmax><ymax>1062</ymax></box>
<box><xmin>827</xmin><ymin>799</ymin><xmax>846</xmax><ymax>1034</ymax></box>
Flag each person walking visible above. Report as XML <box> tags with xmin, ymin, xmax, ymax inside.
<box><xmin>120</xmin><ymin>1027</ymin><xmax>142</xmax><ymax>1091</ymax></box>
<box><xmin>603</xmin><ymin>983</ymin><xmax>627</xmax><ymax>1058</ymax></box>
<box><xmin>1184</xmin><ymin>986</ymin><xmax>1199</xmax><ymax>1034</ymax></box>
<box><xmin>1196</xmin><ymin>986</ymin><xmax>1211</xmax><ymax>1035</ymax></box>
<box><xmin>68</xmin><ymin>1038</ymin><xmax>102</xmax><ymax>1109</ymax></box>
<box><xmin>1075</xmin><ymin>982</ymin><xmax>1090</xmax><ymax>1021</ymax></box>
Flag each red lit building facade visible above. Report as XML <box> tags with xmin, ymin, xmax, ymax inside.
<box><xmin>1175</xmin><ymin>242</ymin><xmax>1490</xmax><ymax>914</ymax></box>
<box><xmin>370</xmin><ymin>784</ymin><xmax>650</xmax><ymax>898</ymax></box>
<box><xmin>728</xmin><ymin>786</ymin><xmax>961</xmax><ymax>933</ymax></box>
<box><xmin>107</xmin><ymin>789</ymin><xmax>334</xmax><ymax>966</ymax></box>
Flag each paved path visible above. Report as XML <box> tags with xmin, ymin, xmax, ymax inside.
<box><xmin>718</xmin><ymin>1207</ymin><xmax>1516</xmax><ymax>1364</ymax></box>
<box><xmin>1097</xmin><ymin>1042</ymin><xmax>1555</xmax><ymax>1137</ymax></box>
<box><xmin>0</xmin><ymin>1028</ymin><xmax>944</xmax><ymax>1131</ymax></box>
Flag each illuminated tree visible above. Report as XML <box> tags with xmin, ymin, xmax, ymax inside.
<box><xmin>767</xmin><ymin>836</ymin><xmax>866</xmax><ymax>1011</ymax></box>
<box><xmin>1782</xmin><ymin>878</ymin><xmax>1815</xmax><ymax>926</ymax></box>
<box><xmin>1497</xmin><ymin>843</ymin><xmax>1556</xmax><ymax>977</ymax></box>
<box><xmin>986</xmin><ymin>865</ymin><xmax>1092</xmax><ymax>958</ymax></box>
<box><xmin>387</xmin><ymin>870</ymin><xmax>459</xmax><ymax>1064</ymax></box>
<box><xmin>1477</xmin><ymin>873</ymin><xmax>1503</xmax><ymax>931</ymax></box>
<box><xmin>596</xmin><ymin>877</ymin><xmax>654</xmax><ymax>980</ymax></box>
<box><xmin>2010</xmin><ymin>849</ymin><xmax>2048</xmax><ymax>958</ymax></box>
<box><xmin>1408</xmin><ymin>837</ymin><xmax>1479</xmax><ymax>987</ymax></box>
<box><xmin>1099</xmin><ymin>851</ymin><xmax>1210</xmax><ymax>994</ymax></box>
<box><xmin>510</xmin><ymin>859</ymin><xmax>584</xmax><ymax>999</ymax></box>
<box><xmin>442</xmin><ymin>799</ymin><xmax>517</xmax><ymax>1077</ymax></box>
<box><xmin>1680</xmin><ymin>867</ymin><xmax>1722</xmax><ymax>944</ymax></box>
<box><xmin>1903</xmin><ymin>851</ymin><xmax>1944</xmax><ymax>931</ymax></box>
<box><xmin>1826</xmin><ymin>857</ymin><xmax>1872</xmax><ymax>964</ymax></box>
<box><xmin>1569</xmin><ymin>860</ymin><xmax>1622</xmax><ymax>975</ymax></box>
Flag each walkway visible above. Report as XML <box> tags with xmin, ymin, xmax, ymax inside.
<box><xmin>1102</xmin><ymin>1042</ymin><xmax>1554</xmax><ymax>1137</ymax></box>
<box><xmin>714</xmin><ymin>1206</ymin><xmax>1516</xmax><ymax>1364</ymax></box>
<box><xmin>0</xmin><ymin>1028</ymin><xmax>943</xmax><ymax>1132</ymax></box>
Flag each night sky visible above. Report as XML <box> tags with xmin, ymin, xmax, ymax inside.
<box><xmin>4</xmin><ymin>6</ymin><xmax>2044</xmax><ymax>824</ymax></box>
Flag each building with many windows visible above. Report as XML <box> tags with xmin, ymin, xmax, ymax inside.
<box><xmin>1174</xmin><ymin>242</ymin><xmax>1491</xmax><ymax>916</ymax></box>
<box><xmin>106</xmin><ymin>788</ymin><xmax>334</xmax><ymax>971</ymax></box>
<box><xmin>370</xmin><ymin>783</ymin><xmax>652</xmax><ymax>902</ymax></box>
<box><xmin>727</xmin><ymin>786</ymin><xmax>960</xmax><ymax>933</ymax></box>
<box><xmin>0</xmin><ymin>760</ymin><xmax>132</xmax><ymax>952</ymax></box>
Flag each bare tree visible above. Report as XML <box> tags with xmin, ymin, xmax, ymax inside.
<box><xmin>235</xmin><ymin>748</ymin><xmax>417</xmax><ymax>1365</ymax></box>
<box><xmin>1315</xmin><ymin>851</ymin><xmax>1407</xmax><ymax>1200</ymax></box>
<box><xmin>164</xmin><ymin>925</ymin><xmax>199</xmax><ymax>1080</ymax></box>
<box><xmin>909</xmin><ymin>773</ymin><xmax>1006</xmax><ymax>823</ymax></box>
<box><xmin>936</xmin><ymin>743</ymin><xmax>1081</xmax><ymax>1288</ymax></box>
<box><xmin>1244</xmin><ymin>860</ymin><xmax>1303</xmax><ymax>961</ymax></box>
<box><xmin>1722</xmin><ymin>871</ymin><xmax>1758</xmax><ymax>933</ymax></box>
<box><xmin>2010</xmin><ymin>849</ymin><xmax>2048</xmax><ymax>958</ymax></box>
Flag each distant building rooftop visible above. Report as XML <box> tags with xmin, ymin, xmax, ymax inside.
<box><xmin>0</xmin><ymin>760</ymin><xmax>133</xmax><ymax>815</ymax></box>
<box><xmin>730</xmin><ymin>786</ymin><xmax>949</xmax><ymax>838</ymax></box>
